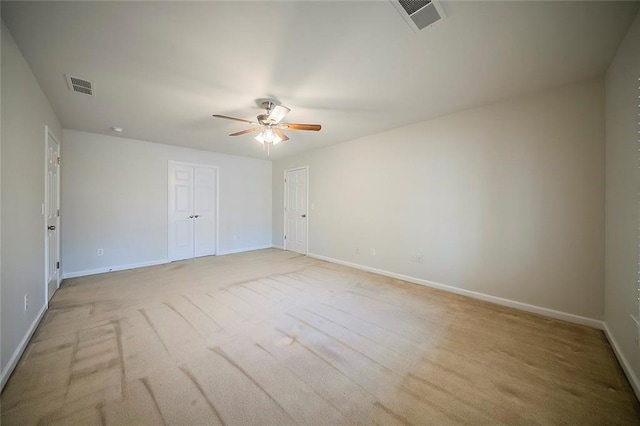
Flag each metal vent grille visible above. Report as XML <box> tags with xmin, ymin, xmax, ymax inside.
<box><xmin>392</xmin><ymin>0</ymin><xmax>445</xmax><ymax>32</ymax></box>
<box><xmin>411</xmin><ymin>4</ymin><xmax>441</xmax><ymax>30</ymax></box>
<box><xmin>73</xmin><ymin>86</ymin><xmax>92</xmax><ymax>95</ymax></box>
<box><xmin>398</xmin><ymin>0</ymin><xmax>431</xmax><ymax>16</ymax></box>
<box><xmin>66</xmin><ymin>75</ymin><xmax>94</xmax><ymax>96</ymax></box>
<box><xmin>70</xmin><ymin>77</ymin><xmax>91</xmax><ymax>89</ymax></box>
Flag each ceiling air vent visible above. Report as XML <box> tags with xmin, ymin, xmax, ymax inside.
<box><xmin>392</xmin><ymin>0</ymin><xmax>446</xmax><ymax>32</ymax></box>
<box><xmin>65</xmin><ymin>75</ymin><xmax>94</xmax><ymax>96</ymax></box>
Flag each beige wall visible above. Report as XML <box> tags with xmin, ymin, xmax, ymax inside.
<box><xmin>61</xmin><ymin>130</ymin><xmax>272</xmax><ymax>276</ymax></box>
<box><xmin>1</xmin><ymin>22</ymin><xmax>63</xmax><ymax>386</ymax></box>
<box><xmin>604</xmin><ymin>10</ymin><xmax>640</xmax><ymax>396</ymax></box>
<box><xmin>273</xmin><ymin>78</ymin><xmax>605</xmax><ymax>321</ymax></box>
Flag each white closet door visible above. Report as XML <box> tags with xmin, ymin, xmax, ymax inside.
<box><xmin>194</xmin><ymin>167</ymin><xmax>217</xmax><ymax>257</ymax></box>
<box><xmin>168</xmin><ymin>162</ymin><xmax>217</xmax><ymax>261</ymax></box>
<box><xmin>168</xmin><ymin>164</ymin><xmax>195</xmax><ymax>261</ymax></box>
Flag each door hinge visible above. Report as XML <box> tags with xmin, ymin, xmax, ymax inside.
<box><xmin>285</xmin><ymin>178</ymin><xmax>287</xmax><ymax>183</ymax></box>
<box><xmin>56</xmin><ymin>261</ymin><xmax>60</xmax><ymax>269</ymax></box>
<box><xmin>284</xmin><ymin>235</ymin><xmax>287</xmax><ymax>240</ymax></box>
<box><xmin>57</xmin><ymin>157</ymin><xmax>62</xmax><ymax>165</ymax></box>
<box><xmin>57</xmin><ymin>209</ymin><xmax>60</xmax><ymax>217</ymax></box>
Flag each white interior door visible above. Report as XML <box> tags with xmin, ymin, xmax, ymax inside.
<box><xmin>284</xmin><ymin>167</ymin><xmax>308</xmax><ymax>254</ymax></box>
<box><xmin>194</xmin><ymin>167</ymin><xmax>217</xmax><ymax>257</ymax></box>
<box><xmin>45</xmin><ymin>131</ymin><xmax>60</xmax><ymax>301</ymax></box>
<box><xmin>168</xmin><ymin>162</ymin><xmax>217</xmax><ymax>261</ymax></box>
<box><xmin>168</xmin><ymin>164</ymin><xmax>195</xmax><ymax>261</ymax></box>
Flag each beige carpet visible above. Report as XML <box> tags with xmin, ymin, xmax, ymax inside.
<box><xmin>1</xmin><ymin>249</ymin><xmax>638</xmax><ymax>425</ymax></box>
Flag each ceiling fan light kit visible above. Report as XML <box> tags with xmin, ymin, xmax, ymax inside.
<box><xmin>212</xmin><ymin>100</ymin><xmax>321</xmax><ymax>155</ymax></box>
<box><xmin>254</xmin><ymin>128</ymin><xmax>282</xmax><ymax>145</ymax></box>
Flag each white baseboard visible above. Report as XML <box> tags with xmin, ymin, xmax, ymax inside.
<box><xmin>62</xmin><ymin>246</ymin><xmax>277</xmax><ymax>279</ymax></box>
<box><xmin>307</xmin><ymin>252</ymin><xmax>604</xmax><ymax>330</ymax></box>
<box><xmin>1</xmin><ymin>303</ymin><xmax>47</xmax><ymax>391</ymax></box>
<box><xmin>603</xmin><ymin>324</ymin><xmax>640</xmax><ymax>401</ymax></box>
<box><xmin>217</xmin><ymin>244</ymin><xmax>274</xmax><ymax>256</ymax></box>
<box><xmin>272</xmin><ymin>244</ymin><xmax>284</xmax><ymax>250</ymax></box>
<box><xmin>62</xmin><ymin>259</ymin><xmax>169</xmax><ymax>279</ymax></box>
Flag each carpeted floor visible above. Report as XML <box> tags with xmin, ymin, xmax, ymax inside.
<box><xmin>1</xmin><ymin>248</ymin><xmax>638</xmax><ymax>425</ymax></box>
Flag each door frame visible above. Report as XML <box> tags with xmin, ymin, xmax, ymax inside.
<box><xmin>167</xmin><ymin>160</ymin><xmax>219</xmax><ymax>259</ymax></box>
<box><xmin>44</xmin><ymin>125</ymin><xmax>62</xmax><ymax>305</ymax></box>
<box><xmin>283</xmin><ymin>165</ymin><xmax>309</xmax><ymax>255</ymax></box>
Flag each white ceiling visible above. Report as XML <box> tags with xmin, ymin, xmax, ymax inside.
<box><xmin>2</xmin><ymin>1</ymin><xmax>638</xmax><ymax>160</ymax></box>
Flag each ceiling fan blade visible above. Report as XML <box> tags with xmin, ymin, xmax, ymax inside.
<box><xmin>274</xmin><ymin>128</ymin><xmax>289</xmax><ymax>142</ymax></box>
<box><xmin>267</xmin><ymin>104</ymin><xmax>291</xmax><ymax>124</ymax></box>
<box><xmin>281</xmin><ymin>123</ymin><xmax>321</xmax><ymax>131</ymax></box>
<box><xmin>212</xmin><ymin>114</ymin><xmax>255</xmax><ymax>124</ymax></box>
<box><xmin>229</xmin><ymin>128</ymin><xmax>259</xmax><ymax>136</ymax></box>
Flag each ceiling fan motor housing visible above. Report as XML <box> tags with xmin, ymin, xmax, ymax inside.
<box><xmin>257</xmin><ymin>114</ymin><xmax>272</xmax><ymax>125</ymax></box>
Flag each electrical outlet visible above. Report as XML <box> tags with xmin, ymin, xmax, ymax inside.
<box><xmin>24</xmin><ymin>294</ymin><xmax>29</xmax><ymax>311</ymax></box>
<box><xmin>370</xmin><ymin>248</ymin><xmax>376</xmax><ymax>256</ymax></box>
<box><xmin>416</xmin><ymin>254</ymin><xmax>423</xmax><ymax>263</ymax></box>
<box><xmin>97</xmin><ymin>248</ymin><xmax>104</xmax><ymax>256</ymax></box>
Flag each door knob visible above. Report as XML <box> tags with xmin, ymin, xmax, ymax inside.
<box><xmin>194</xmin><ymin>215</ymin><xmax>200</xmax><ymax>218</ymax></box>
<box><xmin>188</xmin><ymin>215</ymin><xmax>194</xmax><ymax>219</ymax></box>
<box><xmin>48</xmin><ymin>225</ymin><xmax>56</xmax><ymax>230</ymax></box>
<box><xmin>301</xmin><ymin>214</ymin><xmax>306</xmax><ymax>218</ymax></box>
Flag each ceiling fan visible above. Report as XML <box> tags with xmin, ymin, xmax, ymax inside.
<box><xmin>212</xmin><ymin>101</ymin><xmax>321</xmax><ymax>153</ymax></box>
